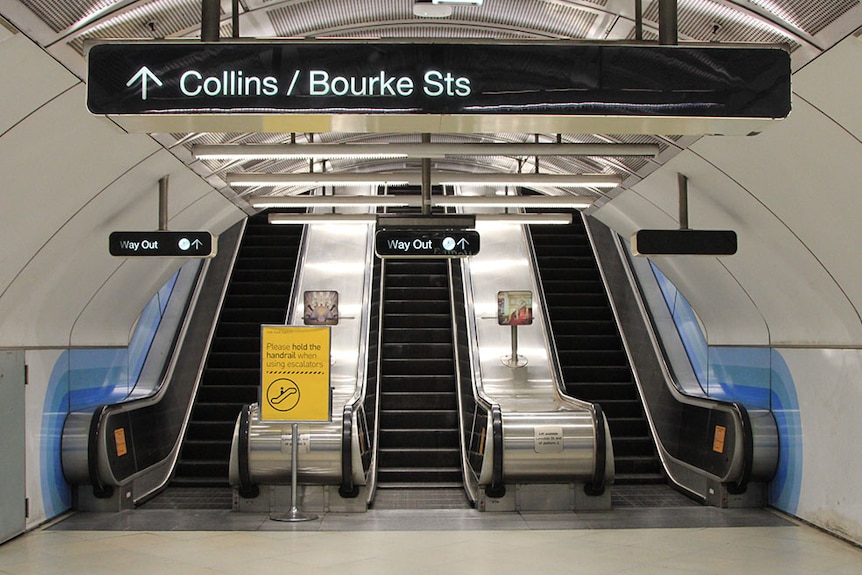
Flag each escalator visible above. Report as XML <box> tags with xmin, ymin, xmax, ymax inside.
<box><xmin>375</xmin><ymin>258</ymin><xmax>462</xmax><ymax>488</ymax></box>
<box><xmin>530</xmin><ymin>212</ymin><xmax>663</xmax><ymax>484</ymax></box>
<box><xmin>172</xmin><ymin>211</ymin><xmax>303</xmax><ymax>486</ymax></box>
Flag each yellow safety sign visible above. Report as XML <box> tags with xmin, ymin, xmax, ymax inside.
<box><xmin>260</xmin><ymin>325</ymin><xmax>331</xmax><ymax>423</ymax></box>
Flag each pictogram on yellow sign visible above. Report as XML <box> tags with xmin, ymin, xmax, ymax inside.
<box><xmin>260</xmin><ymin>325</ymin><xmax>331</xmax><ymax>423</ymax></box>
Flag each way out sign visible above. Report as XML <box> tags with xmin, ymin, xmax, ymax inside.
<box><xmin>260</xmin><ymin>325</ymin><xmax>331</xmax><ymax>423</ymax></box>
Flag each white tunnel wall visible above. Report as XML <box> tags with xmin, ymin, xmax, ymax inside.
<box><xmin>0</xmin><ymin>30</ymin><xmax>245</xmax><ymax>348</ymax></box>
<box><xmin>594</xmin><ymin>33</ymin><xmax>862</xmax><ymax>348</ymax></box>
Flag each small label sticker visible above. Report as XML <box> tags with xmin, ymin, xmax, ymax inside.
<box><xmin>534</xmin><ymin>426</ymin><xmax>564</xmax><ymax>453</ymax></box>
<box><xmin>713</xmin><ymin>425</ymin><xmax>727</xmax><ymax>453</ymax></box>
<box><xmin>114</xmin><ymin>427</ymin><xmax>128</xmax><ymax>457</ymax></box>
<box><xmin>281</xmin><ymin>432</ymin><xmax>310</xmax><ymax>454</ymax></box>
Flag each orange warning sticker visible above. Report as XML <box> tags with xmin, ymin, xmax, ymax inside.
<box><xmin>712</xmin><ymin>425</ymin><xmax>727</xmax><ymax>453</ymax></box>
<box><xmin>114</xmin><ymin>427</ymin><xmax>128</xmax><ymax>457</ymax></box>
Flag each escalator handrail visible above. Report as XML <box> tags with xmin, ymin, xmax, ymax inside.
<box><xmin>486</xmin><ymin>404</ymin><xmax>506</xmax><ymax>498</ymax></box>
<box><xmin>340</xmin><ymin>223</ymin><xmax>381</xmax><ymax>498</ymax></box>
<box><xmin>87</xmin><ymin>405</ymin><xmax>113</xmax><ymax>498</ymax></box>
<box><xmin>236</xmin><ymin>404</ymin><xmax>259</xmax><ymax>498</ymax></box>
<box><xmin>454</xmin><ymin>256</ymin><xmax>504</xmax><ymax>496</ymax></box>
<box><xmin>589</xmin><ymin>215</ymin><xmax>769</xmax><ymax>492</ymax></box>
<box><xmin>65</xmin><ymin>225</ymin><xmax>240</xmax><ymax>495</ymax></box>
<box><xmin>523</xmin><ymin>217</ymin><xmax>608</xmax><ymax>413</ymax></box>
<box><xmin>524</xmin><ymin>214</ymin><xmax>611</xmax><ymax>493</ymax></box>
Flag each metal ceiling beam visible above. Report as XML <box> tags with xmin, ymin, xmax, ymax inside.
<box><xmin>227</xmin><ymin>172</ymin><xmax>623</xmax><ymax>188</ymax></box>
<box><xmin>193</xmin><ymin>143</ymin><xmax>660</xmax><ymax>160</ymax></box>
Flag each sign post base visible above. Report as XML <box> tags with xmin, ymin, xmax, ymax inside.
<box><xmin>269</xmin><ymin>423</ymin><xmax>318</xmax><ymax>523</ymax></box>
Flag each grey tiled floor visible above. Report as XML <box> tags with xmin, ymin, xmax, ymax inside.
<box><xmin>49</xmin><ymin>484</ymin><xmax>792</xmax><ymax>532</ymax></box>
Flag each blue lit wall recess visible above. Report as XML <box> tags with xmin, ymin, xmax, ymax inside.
<box><xmin>39</xmin><ymin>271</ymin><xmax>180</xmax><ymax>518</ymax></box>
<box><xmin>649</xmin><ymin>263</ymin><xmax>802</xmax><ymax>512</ymax></box>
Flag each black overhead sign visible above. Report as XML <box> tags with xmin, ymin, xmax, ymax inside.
<box><xmin>109</xmin><ymin>231</ymin><xmax>216</xmax><ymax>258</ymax></box>
<box><xmin>631</xmin><ymin>229</ymin><xmax>738</xmax><ymax>256</ymax></box>
<box><xmin>86</xmin><ymin>42</ymin><xmax>791</xmax><ymax>134</ymax></box>
<box><xmin>375</xmin><ymin>229</ymin><xmax>480</xmax><ymax>259</ymax></box>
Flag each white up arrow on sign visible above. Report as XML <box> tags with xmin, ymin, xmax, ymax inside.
<box><xmin>126</xmin><ymin>66</ymin><xmax>163</xmax><ymax>101</ymax></box>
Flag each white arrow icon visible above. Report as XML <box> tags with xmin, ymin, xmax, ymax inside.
<box><xmin>126</xmin><ymin>66</ymin><xmax>163</xmax><ymax>101</ymax></box>
<box><xmin>456</xmin><ymin>238</ymin><xmax>470</xmax><ymax>249</ymax></box>
<box><xmin>191</xmin><ymin>239</ymin><xmax>203</xmax><ymax>250</ymax></box>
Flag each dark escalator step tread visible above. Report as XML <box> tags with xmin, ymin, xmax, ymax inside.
<box><xmin>554</xmin><ymin>334</ymin><xmax>623</xmax><ymax>351</ymax></box>
<box><xmin>382</xmin><ymin>375</ymin><xmax>457</xmax><ymax>392</ymax></box>
<box><xmin>548</xmin><ymin>308</ymin><xmax>615</xmax><ymax>322</ymax></box>
<box><xmin>562</xmin><ymin>366</ymin><xmax>634</xmax><ymax>382</ymax></box>
<box><xmin>223</xmin><ymin>294</ymin><xmax>291</xmax><ymax>309</ymax></box>
<box><xmin>613</xmin><ymin>473</ymin><xmax>667</xmax><ymax>485</ymax></box>
<box><xmin>382</xmin><ymin>359</ymin><xmax>456</xmax><ymax>377</ymax></box>
<box><xmin>169</xmin><ymin>477</ymin><xmax>231</xmax><ymax>488</ymax></box>
<box><xmin>379</xmin><ymin>410</ymin><xmax>459</xmax><ymax>428</ymax></box>
<box><xmin>381</xmin><ymin>342</ymin><xmax>454</xmax><ymax>359</ymax></box>
<box><xmin>205</xmin><ymin>353</ymin><xmax>261</xmax><ymax>369</ymax></box>
<box><xmin>376</xmin><ymin>468</ymin><xmax>463</xmax><ymax>484</ymax></box>
<box><xmin>595</xmin><ymin>399</ymin><xmax>645</xmax><ymax>419</ymax></box>
<box><xmin>606</xmin><ymin>418</ymin><xmax>651</xmax><ymax>437</ymax></box>
<box><xmin>384</xmin><ymin>315</ymin><xmax>451</xmax><ymax>328</ymax></box>
<box><xmin>538</xmin><ymin>268</ymin><xmax>601</xmax><ymax>282</ymax></box>
<box><xmin>210</xmin><ymin>338</ymin><xmax>261</xmax><ymax>354</ymax></box>
<box><xmin>184</xmin><ymin>421</ymin><xmax>237</xmax><ymax>440</ymax></box>
<box><xmin>227</xmin><ymin>282</ymin><xmax>294</xmax><ymax>296</ymax></box>
<box><xmin>173</xmin><ymin>460</ymin><xmax>229</xmax><ymax>477</ymax></box>
<box><xmin>379</xmin><ymin>428</ymin><xmax>460</xmax><ymax>449</ymax></box>
<box><xmin>379</xmin><ymin>391</ymin><xmax>458</xmax><ymax>410</ymax></box>
<box><xmin>218</xmin><ymin>309</ymin><xmax>289</xmax><ymax>323</ymax></box>
<box><xmin>196</xmin><ymin>385</ymin><xmax>259</xmax><ymax>403</ymax></box>
<box><xmin>550</xmin><ymin>320</ymin><xmax>619</xmax><ymax>336</ymax></box>
<box><xmin>557</xmin><ymin>349</ymin><xmax>629</xmax><ymax>366</ymax></box>
<box><xmin>384</xmin><ymin>300</ymin><xmax>451</xmax><ymax>314</ymax></box>
<box><xmin>612</xmin><ymin>436</ymin><xmax>658</xmax><ymax>456</ymax></box>
<box><xmin>614</xmin><ymin>456</ymin><xmax>663</xmax><ymax>476</ymax></box>
<box><xmin>191</xmin><ymin>402</ymin><xmax>246</xmax><ymax>422</ymax></box>
<box><xmin>384</xmin><ymin>286</ymin><xmax>450</xmax><ymax>299</ymax></box>
<box><xmin>383</xmin><ymin>329</ymin><xmax>453</xmax><ymax>344</ymax></box>
<box><xmin>180</xmin><ymin>440</ymin><xmax>232</xmax><ymax>459</ymax></box>
<box><xmin>378</xmin><ymin>447</ymin><xmax>461</xmax><ymax>468</ymax></box>
<box><xmin>201</xmin><ymin>371</ymin><xmax>260</xmax><ymax>388</ymax></box>
<box><xmin>565</xmin><ymin>381</ymin><xmax>639</xmax><ymax>400</ymax></box>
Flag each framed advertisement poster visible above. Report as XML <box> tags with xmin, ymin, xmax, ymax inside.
<box><xmin>497</xmin><ymin>291</ymin><xmax>533</xmax><ymax>326</ymax></box>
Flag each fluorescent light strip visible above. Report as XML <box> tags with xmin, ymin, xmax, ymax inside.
<box><xmin>267</xmin><ymin>213</ymin><xmax>571</xmax><ymax>225</ymax></box>
<box><xmin>435</xmin><ymin>196</ymin><xmax>593</xmax><ymax>209</ymax></box>
<box><xmin>475</xmin><ymin>213</ymin><xmax>573</xmax><ymax>224</ymax></box>
<box><xmin>228</xmin><ymin>173</ymin><xmax>411</xmax><ymax>187</ymax></box>
<box><xmin>251</xmin><ymin>195</ymin><xmax>592</xmax><ymax>209</ymax></box>
<box><xmin>269</xmin><ymin>213</ymin><xmax>377</xmax><ymax>225</ymax></box>
<box><xmin>251</xmin><ymin>195</ymin><xmax>422</xmax><ymax>209</ymax></box>
<box><xmin>195</xmin><ymin>142</ymin><xmax>658</xmax><ymax>160</ymax></box>
<box><xmin>229</xmin><ymin>172</ymin><xmax>621</xmax><ymax>188</ymax></box>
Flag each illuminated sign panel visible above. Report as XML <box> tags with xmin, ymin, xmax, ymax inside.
<box><xmin>109</xmin><ymin>231</ymin><xmax>216</xmax><ymax>258</ymax></box>
<box><xmin>87</xmin><ymin>42</ymin><xmax>791</xmax><ymax>124</ymax></box>
<box><xmin>375</xmin><ymin>229</ymin><xmax>479</xmax><ymax>258</ymax></box>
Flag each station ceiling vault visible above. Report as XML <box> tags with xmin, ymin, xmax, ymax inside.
<box><xmin>5</xmin><ymin>0</ymin><xmax>860</xmax><ymax>214</ymax></box>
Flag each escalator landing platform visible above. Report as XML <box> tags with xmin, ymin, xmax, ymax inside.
<box><xmin>48</xmin><ymin>484</ymin><xmax>793</xmax><ymax>532</ymax></box>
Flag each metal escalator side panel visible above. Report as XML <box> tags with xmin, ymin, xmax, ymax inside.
<box><xmin>585</xmin><ymin>214</ymin><xmax>779</xmax><ymax>501</ymax></box>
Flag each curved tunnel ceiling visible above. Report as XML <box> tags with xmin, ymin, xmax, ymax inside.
<box><xmin>3</xmin><ymin>0</ymin><xmax>862</xmax><ymax>349</ymax></box>
<box><xmin>6</xmin><ymin>0</ymin><xmax>860</xmax><ymax>213</ymax></box>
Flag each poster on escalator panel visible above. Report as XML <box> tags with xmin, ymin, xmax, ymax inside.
<box><xmin>260</xmin><ymin>325</ymin><xmax>331</xmax><ymax>423</ymax></box>
<box><xmin>497</xmin><ymin>291</ymin><xmax>533</xmax><ymax>326</ymax></box>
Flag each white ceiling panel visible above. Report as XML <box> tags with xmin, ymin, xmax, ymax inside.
<box><xmin>0</xmin><ymin>147</ymin><xmax>241</xmax><ymax>348</ymax></box>
<box><xmin>70</xmin><ymin>189</ymin><xmax>243</xmax><ymax>347</ymax></box>
<box><xmin>0</xmin><ymin>85</ymin><xmax>160</xmax><ymax>299</ymax></box>
<box><xmin>0</xmin><ymin>30</ymin><xmax>78</xmax><ymax>136</ymax></box>
<box><xmin>615</xmin><ymin>151</ymin><xmax>862</xmax><ymax>346</ymax></box>
<box><xmin>792</xmin><ymin>33</ymin><xmax>862</xmax><ymax>140</ymax></box>
<box><xmin>593</xmin><ymin>172</ymin><xmax>772</xmax><ymax>346</ymax></box>
<box><xmin>691</xmin><ymin>91</ymin><xmax>862</xmax><ymax>334</ymax></box>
